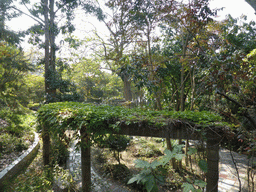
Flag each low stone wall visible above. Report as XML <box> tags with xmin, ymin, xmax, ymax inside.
<box><xmin>0</xmin><ymin>132</ymin><xmax>40</xmax><ymax>190</ymax></box>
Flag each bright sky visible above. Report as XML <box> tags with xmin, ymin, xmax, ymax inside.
<box><xmin>6</xmin><ymin>0</ymin><xmax>256</xmax><ymax>47</ymax></box>
<box><xmin>209</xmin><ymin>0</ymin><xmax>256</xmax><ymax>20</ymax></box>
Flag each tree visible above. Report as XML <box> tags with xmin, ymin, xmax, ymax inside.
<box><xmin>0</xmin><ymin>42</ymin><xmax>33</xmax><ymax>108</ymax></box>
<box><xmin>0</xmin><ymin>0</ymin><xmax>21</xmax><ymax>44</ymax></box>
<box><xmin>85</xmin><ymin>0</ymin><xmax>137</xmax><ymax>102</ymax></box>
<box><xmin>127</xmin><ymin>0</ymin><xmax>175</xmax><ymax>110</ymax></box>
<box><xmin>21</xmin><ymin>74</ymin><xmax>45</xmax><ymax>105</ymax></box>
<box><xmin>11</xmin><ymin>0</ymin><xmax>81</xmax><ymax>167</ymax></box>
<box><xmin>70</xmin><ymin>56</ymin><xmax>123</xmax><ymax>102</ymax></box>
<box><xmin>12</xmin><ymin>0</ymin><xmax>80</xmax><ymax>103</ymax></box>
<box><xmin>166</xmin><ymin>0</ymin><xmax>217</xmax><ymax>111</ymax></box>
<box><xmin>207</xmin><ymin>16</ymin><xmax>256</xmax><ymax>129</ymax></box>
<box><xmin>59</xmin><ymin>35</ymin><xmax>123</xmax><ymax>102</ymax></box>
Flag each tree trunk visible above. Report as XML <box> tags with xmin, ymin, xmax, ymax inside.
<box><xmin>0</xmin><ymin>1</ymin><xmax>6</xmax><ymax>31</ymax></box>
<box><xmin>49</xmin><ymin>0</ymin><xmax>56</xmax><ymax>96</ymax></box>
<box><xmin>180</xmin><ymin>65</ymin><xmax>185</xmax><ymax>111</ymax></box>
<box><xmin>178</xmin><ymin>32</ymin><xmax>190</xmax><ymax>169</ymax></box>
<box><xmin>146</xmin><ymin>24</ymin><xmax>162</xmax><ymax>110</ymax></box>
<box><xmin>180</xmin><ymin>33</ymin><xmax>189</xmax><ymax>111</ymax></box>
<box><xmin>190</xmin><ymin>66</ymin><xmax>195</xmax><ymax>110</ymax></box>
<box><xmin>184</xmin><ymin>67</ymin><xmax>195</xmax><ymax>167</ymax></box>
<box><xmin>123</xmin><ymin>74</ymin><xmax>132</xmax><ymax>101</ymax></box>
<box><xmin>178</xmin><ymin>139</ymin><xmax>182</xmax><ymax>170</ymax></box>
<box><xmin>43</xmin><ymin>0</ymin><xmax>50</xmax><ymax>103</ymax></box>
<box><xmin>46</xmin><ymin>0</ymin><xmax>56</xmax><ymax>102</ymax></box>
<box><xmin>42</xmin><ymin>0</ymin><xmax>57</xmax><ymax>103</ymax></box>
<box><xmin>50</xmin><ymin>0</ymin><xmax>55</xmax><ymax>67</ymax></box>
<box><xmin>42</xmin><ymin>0</ymin><xmax>51</xmax><ymax>167</ymax></box>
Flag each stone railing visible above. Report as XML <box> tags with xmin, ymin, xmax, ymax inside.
<box><xmin>0</xmin><ymin>132</ymin><xmax>40</xmax><ymax>189</ymax></box>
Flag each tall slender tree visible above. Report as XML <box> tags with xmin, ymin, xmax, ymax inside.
<box><xmin>12</xmin><ymin>0</ymin><xmax>79</xmax><ymax>103</ymax></box>
<box><xmin>85</xmin><ymin>0</ymin><xmax>137</xmax><ymax>101</ymax></box>
<box><xmin>10</xmin><ymin>0</ymin><xmax>80</xmax><ymax>166</ymax></box>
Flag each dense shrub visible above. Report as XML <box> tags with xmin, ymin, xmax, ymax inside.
<box><xmin>0</xmin><ymin>109</ymin><xmax>35</xmax><ymax>156</ymax></box>
<box><xmin>105</xmin><ymin>134</ymin><xmax>131</xmax><ymax>164</ymax></box>
<box><xmin>103</xmin><ymin>163</ymin><xmax>130</xmax><ymax>180</ymax></box>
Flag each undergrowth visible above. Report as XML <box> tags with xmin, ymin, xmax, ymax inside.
<box><xmin>92</xmin><ymin>137</ymin><xmax>207</xmax><ymax>192</ymax></box>
<box><xmin>0</xmin><ymin>109</ymin><xmax>35</xmax><ymax>158</ymax></box>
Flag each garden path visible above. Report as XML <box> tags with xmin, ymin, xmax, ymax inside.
<box><xmin>68</xmin><ymin>141</ymin><xmax>254</xmax><ymax>192</ymax></box>
<box><xmin>67</xmin><ymin>140</ymin><xmax>132</xmax><ymax>192</ymax></box>
<box><xmin>218</xmin><ymin>147</ymin><xmax>253</xmax><ymax>192</ymax></box>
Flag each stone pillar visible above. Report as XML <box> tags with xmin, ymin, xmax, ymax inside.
<box><xmin>206</xmin><ymin>137</ymin><xmax>219</xmax><ymax>192</ymax></box>
<box><xmin>42</xmin><ymin>125</ymin><xmax>50</xmax><ymax>166</ymax></box>
<box><xmin>80</xmin><ymin>127</ymin><xmax>91</xmax><ymax>192</ymax></box>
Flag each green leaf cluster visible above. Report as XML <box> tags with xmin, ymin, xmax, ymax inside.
<box><xmin>182</xmin><ymin>179</ymin><xmax>207</xmax><ymax>192</ymax></box>
<box><xmin>127</xmin><ymin>146</ymin><xmax>184</xmax><ymax>192</ymax></box>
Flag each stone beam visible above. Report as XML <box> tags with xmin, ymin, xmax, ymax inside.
<box><xmin>116</xmin><ymin>121</ymin><xmax>219</xmax><ymax>141</ymax></box>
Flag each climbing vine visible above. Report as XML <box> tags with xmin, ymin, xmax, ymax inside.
<box><xmin>37</xmin><ymin>101</ymin><xmax>225</xmax><ymax>145</ymax></box>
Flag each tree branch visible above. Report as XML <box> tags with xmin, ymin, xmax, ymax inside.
<box><xmin>216</xmin><ymin>90</ymin><xmax>256</xmax><ymax>129</ymax></box>
<box><xmin>11</xmin><ymin>6</ymin><xmax>44</xmax><ymax>25</ymax></box>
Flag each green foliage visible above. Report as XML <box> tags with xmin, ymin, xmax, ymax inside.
<box><xmin>128</xmin><ymin>147</ymin><xmax>184</xmax><ymax>192</ymax></box>
<box><xmin>70</xmin><ymin>52</ymin><xmax>123</xmax><ymax>102</ymax></box>
<box><xmin>103</xmin><ymin>163</ymin><xmax>130</xmax><ymax>180</ymax></box>
<box><xmin>104</xmin><ymin>134</ymin><xmax>130</xmax><ymax>164</ymax></box>
<box><xmin>37</xmin><ymin>102</ymin><xmax>225</xmax><ymax>152</ymax></box>
<box><xmin>127</xmin><ymin>140</ymin><xmax>208</xmax><ymax>192</ymax></box>
<box><xmin>0</xmin><ymin>133</ymin><xmax>30</xmax><ymax>154</ymax></box>
<box><xmin>166</xmin><ymin>110</ymin><xmax>222</xmax><ymax>125</ymax></box>
<box><xmin>0</xmin><ymin>110</ymin><xmax>35</xmax><ymax>157</ymax></box>
<box><xmin>37</xmin><ymin>102</ymin><xmax>224</xmax><ymax>139</ymax></box>
<box><xmin>51</xmin><ymin>136</ymin><xmax>69</xmax><ymax>167</ymax></box>
<box><xmin>180</xmin><ymin>146</ymin><xmax>207</xmax><ymax>192</ymax></box>
<box><xmin>19</xmin><ymin>74</ymin><xmax>45</xmax><ymax>106</ymax></box>
<box><xmin>0</xmin><ymin>108</ymin><xmax>34</xmax><ymax>136</ymax></box>
<box><xmin>198</xmin><ymin>159</ymin><xmax>208</xmax><ymax>173</ymax></box>
<box><xmin>135</xmin><ymin>141</ymin><xmax>163</xmax><ymax>158</ymax></box>
<box><xmin>182</xmin><ymin>179</ymin><xmax>207</xmax><ymax>192</ymax></box>
<box><xmin>0</xmin><ymin>0</ymin><xmax>22</xmax><ymax>44</ymax></box>
<box><xmin>6</xmin><ymin>166</ymin><xmax>53</xmax><ymax>192</ymax></box>
<box><xmin>27</xmin><ymin>102</ymin><xmax>41</xmax><ymax>110</ymax></box>
<box><xmin>0</xmin><ymin>42</ymin><xmax>33</xmax><ymax>108</ymax></box>
<box><xmin>187</xmin><ymin>147</ymin><xmax>198</xmax><ymax>155</ymax></box>
<box><xmin>187</xmin><ymin>145</ymin><xmax>208</xmax><ymax>173</ymax></box>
